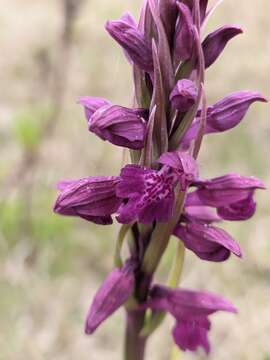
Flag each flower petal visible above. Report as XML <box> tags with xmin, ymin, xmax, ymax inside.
<box><xmin>173</xmin><ymin>317</ymin><xmax>211</xmax><ymax>353</ymax></box>
<box><xmin>85</xmin><ymin>263</ymin><xmax>135</xmax><ymax>334</ymax></box>
<box><xmin>174</xmin><ymin>223</ymin><xmax>242</xmax><ymax>262</ymax></box>
<box><xmin>106</xmin><ymin>14</ymin><xmax>153</xmax><ymax>72</ymax></box>
<box><xmin>78</xmin><ymin>96</ymin><xmax>111</xmax><ymax>121</ymax></box>
<box><xmin>203</xmin><ymin>25</ymin><xmax>243</xmax><ymax>68</ymax></box>
<box><xmin>89</xmin><ymin>105</ymin><xmax>147</xmax><ymax>149</ymax></box>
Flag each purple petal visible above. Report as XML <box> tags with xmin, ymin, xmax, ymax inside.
<box><xmin>89</xmin><ymin>105</ymin><xmax>147</xmax><ymax>149</ymax></box>
<box><xmin>174</xmin><ymin>223</ymin><xmax>242</xmax><ymax>262</ymax></box>
<box><xmin>170</xmin><ymin>79</ymin><xmax>198</xmax><ymax>112</ymax></box>
<box><xmin>148</xmin><ymin>285</ymin><xmax>237</xmax><ymax>318</ymax></box>
<box><xmin>85</xmin><ymin>263</ymin><xmax>135</xmax><ymax>334</ymax></box>
<box><xmin>78</xmin><ymin>96</ymin><xmax>111</xmax><ymax>121</ymax></box>
<box><xmin>183</xmin><ymin>205</ymin><xmax>221</xmax><ymax>224</ymax></box>
<box><xmin>203</xmin><ymin>25</ymin><xmax>243</xmax><ymax>68</ymax></box>
<box><xmin>54</xmin><ymin>176</ymin><xmax>121</xmax><ymax>225</ymax></box>
<box><xmin>217</xmin><ymin>194</ymin><xmax>257</xmax><ymax>221</ymax></box>
<box><xmin>173</xmin><ymin>317</ymin><xmax>211</xmax><ymax>353</ymax></box>
<box><xmin>181</xmin><ymin>91</ymin><xmax>267</xmax><ymax>149</ymax></box>
<box><xmin>187</xmin><ymin>173</ymin><xmax>265</xmax><ymax>208</ymax></box>
<box><xmin>116</xmin><ymin>164</ymin><xmax>177</xmax><ymax>224</ymax></box>
<box><xmin>105</xmin><ymin>15</ymin><xmax>153</xmax><ymax>72</ymax></box>
<box><xmin>174</xmin><ymin>3</ymin><xmax>195</xmax><ymax>62</ymax></box>
<box><xmin>158</xmin><ymin>150</ymin><xmax>198</xmax><ymax>189</ymax></box>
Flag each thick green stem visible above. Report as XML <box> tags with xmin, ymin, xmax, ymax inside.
<box><xmin>124</xmin><ymin>310</ymin><xmax>147</xmax><ymax>360</ymax></box>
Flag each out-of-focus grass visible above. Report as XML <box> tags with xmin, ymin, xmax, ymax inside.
<box><xmin>0</xmin><ymin>0</ymin><xmax>270</xmax><ymax>359</ymax></box>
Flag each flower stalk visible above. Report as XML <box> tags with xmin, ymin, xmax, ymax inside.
<box><xmin>53</xmin><ymin>0</ymin><xmax>267</xmax><ymax>358</ymax></box>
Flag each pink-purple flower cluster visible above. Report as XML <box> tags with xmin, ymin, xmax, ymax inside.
<box><xmin>53</xmin><ymin>0</ymin><xmax>267</xmax><ymax>357</ymax></box>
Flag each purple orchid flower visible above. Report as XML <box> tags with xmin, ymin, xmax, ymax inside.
<box><xmin>53</xmin><ymin>1</ymin><xmax>266</xmax><ymax>357</ymax></box>
<box><xmin>182</xmin><ymin>91</ymin><xmax>267</xmax><ymax>148</ymax></box>
<box><xmin>89</xmin><ymin>105</ymin><xmax>147</xmax><ymax>149</ymax></box>
<box><xmin>116</xmin><ymin>151</ymin><xmax>198</xmax><ymax>224</ymax></box>
<box><xmin>106</xmin><ymin>13</ymin><xmax>153</xmax><ymax>73</ymax></box>
<box><xmin>174</xmin><ymin>222</ymin><xmax>242</xmax><ymax>262</ymax></box>
<box><xmin>146</xmin><ymin>285</ymin><xmax>237</xmax><ymax>353</ymax></box>
<box><xmin>85</xmin><ymin>261</ymin><xmax>135</xmax><ymax>334</ymax></box>
<box><xmin>187</xmin><ymin>173</ymin><xmax>265</xmax><ymax>206</ymax></box>
<box><xmin>54</xmin><ymin>176</ymin><xmax>121</xmax><ymax>225</ymax></box>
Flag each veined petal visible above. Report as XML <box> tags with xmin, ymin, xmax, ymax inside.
<box><xmin>54</xmin><ymin>176</ymin><xmax>121</xmax><ymax>225</ymax></box>
<box><xmin>158</xmin><ymin>150</ymin><xmax>198</xmax><ymax>190</ymax></box>
<box><xmin>174</xmin><ymin>223</ymin><xmax>242</xmax><ymax>262</ymax></box>
<box><xmin>85</xmin><ymin>263</ymin><xmax>135</xmax><ymax>334</ymax></box>
<box><xmin>89</xmin><ymin>105</ymin><xmax>147</xmax><ymax>149</ymax></box>
<box><xmin>116</xmin><ymin>164</ymin><xmax>177</xmax><ymax>224</ymax></box>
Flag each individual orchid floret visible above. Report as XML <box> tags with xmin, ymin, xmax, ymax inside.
<box><xmin>106</xmin><ymin>13</ymin><xmax>153</xmax><ymax>73</ymax></box>
<box><xmin>116</xmin><ymin>165</ymin><xmax>175</xmax><ymax>224</ymax></box>
<box><xmin>89</xmin><ymin>105</ymin><xmax>147</xmax><ymax>149</ymax></box>
<box><xmin>78</xmin><ymin>96</ymin><xmax>111</xmax><ymax>122</ymax></box>
<box><xmin>146</xmin><ymin>285</ymin><xmax>237</xmax><ymax>353</ymax></box>
<box><xmin>116</xmin><ymin>151</ymin><xmax>197</xmax><ymax>224</ymax></box>
<box><xmin>174</xmin><ymin>222</ymin><xmax>242</xmax><ymax>262</ymax></box>
<box><xmin>187</xmin><ymin>173</ymin><xmax>265</xmax><ymax>208</ymax></box>
<box><xmin>174</xmin><ymin>2</ymin><xmax>195</xmax><ymax>62</ymax></box>
<box><xmin>170</xmin><ymin>79</ymin><xmax>198</xmax><ymax>112</ymax></box>
<box><xmin>202</xmin><ymin>25</ymin><xmax>243</xmax><ymax>69</ymax></box>
<box><xmin>85</xmin><ymin>261</ymin><xmax>135</xmax><ymax>334</ymax></box>
<box><xmin>158</xmin><ymin>150</ymin><xmax>198</xmax><ymax>190</ymax></box>
<box><xmin>182</xmin><ymin>91</ymin><xmax>267</xmax><ymax>148</ymax></box>
<box><xmin>54</xmin><ymin>176</ymin><xmax>121</xmax><ymax>225</ymax></box>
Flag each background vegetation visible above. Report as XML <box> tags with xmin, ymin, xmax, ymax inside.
<box><xmin>0</xmin><ymin>1</ymin><xmax>269</xmax><ymax>359</ymax></box>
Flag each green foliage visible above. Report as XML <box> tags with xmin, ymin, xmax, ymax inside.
<box><xmin>13</xmin><ymin>106</ymin><xmax>50</xmax><ymax>151</ymax></box>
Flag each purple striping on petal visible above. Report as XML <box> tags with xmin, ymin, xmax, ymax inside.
<box><xmin>89</xmin><ymin>105</ymin><xmax>147</xmax><ymax>149</ymax></box>
<box><xmin>85</xmin><ymin>262</ymin><xmax>135</xmax><ymax>334</ymax></box>
<box><xmin>54</xmin><ymin>176</ymin><xmax>121</xmax><ymax>225</ymax></box>
<box><xmin>174</xmin><ymin>223</ymin><xmax>242</xmax><ymax>262</ymax></box>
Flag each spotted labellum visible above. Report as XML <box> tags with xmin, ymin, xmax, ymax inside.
<box><xmin>53</xmin><ymin>0</ymin><xmax>266</xmax><ymax>358</ymax></box>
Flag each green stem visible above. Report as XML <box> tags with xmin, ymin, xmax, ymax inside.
<box><xmin>124</xmin><ymin>310</ymin><xmax>147</xmax><ymax>360</ymax></box>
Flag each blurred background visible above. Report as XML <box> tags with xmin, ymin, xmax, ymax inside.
<box><xmin>0</xmin><ymin>1</ymin><xmax>269</xmax><ymax>359</ymax></box>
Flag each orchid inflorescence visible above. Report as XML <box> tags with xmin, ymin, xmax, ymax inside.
<box><xmin>53</xmin><ymin>0</ymin><xmax>267</xmax><ymax>357</ymax></box>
